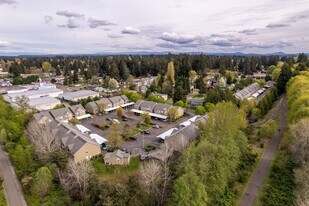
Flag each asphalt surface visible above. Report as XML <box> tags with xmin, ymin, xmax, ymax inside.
<box><xmin>0</xmin><ymin>143</ymin><xmax>27</xmax><ymax>206</ymax></box>
<box><xmin>239</xmin><ymin>95</ymin><xmax>287</xmax><ymax>206</ymax></box>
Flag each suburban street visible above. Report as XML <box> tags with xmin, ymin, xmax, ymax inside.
<box><xmin>0</xmin><ymin>143</ymin><xmax>27</xmax><ymax>206</ymax></box>
<box><xmin>239</xmin><ymin>95</ymin><xmax>287</xmax><ymax>206</ymax></box>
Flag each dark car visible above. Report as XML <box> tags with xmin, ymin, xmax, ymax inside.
<box><xmin>129</xmin><ymin>136</ymin><xmax>138</xmax><ymax>140</ymax></box>
<box><xmin>122</xmin><ymin>118</ymin><xmax>128</xmax><ymax>122</ymax></box>
<box><xmin>142</xmin><ymin>130</ymin><xmax>150</xmax><ymax>135</ymax></box>
<box><xmin>106</xmin><ymin>117</ymin><xmax>112</xmax><ymax>121</ymax></box>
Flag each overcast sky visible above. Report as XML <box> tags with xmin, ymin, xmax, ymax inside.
<box><xmin>0</xmin><ymin>0</ymin><xmax>308</xmax><ymax>54</ymax></box>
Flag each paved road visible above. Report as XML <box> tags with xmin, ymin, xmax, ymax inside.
<box><xmin>0</xmin><ymin>143</ymin><xmax>27</xmax><ymax>206</ymax></box>
<box><xmin>239</xmin><ymin>95</ymin><xmax>287</xmax><ymax>206</ymax></box>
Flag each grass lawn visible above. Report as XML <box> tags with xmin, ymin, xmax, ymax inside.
<box><xmin>92</xmin><ymin>156</ymin><xmax>140</xmax><ymax>184</ymax></box>
<box><xmin>139</xmin><ymin>124</ymin><xmax>151</xmax><ymax>131</ymax></box>
<box><xmin>0</xmin><ymin>185</ymin><xmax>7</xmax><ymax>206</ymax></box>
<box><xmin>193</xmin><ymin>94</ymin><xmax>205</xmax><ymax>98</ymax></box>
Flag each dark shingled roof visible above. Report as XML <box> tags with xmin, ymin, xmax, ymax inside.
<box><xmin>69</xmin><ymin>104</ymin><xmax>85</xmax><ymax>114</ymax></box>
<box><xmin>49</xmin><ymin>120</ymin><xmax>99</xmax><ymax>154</ymax></box>
<box><xmin>50</xmin><ymin>107</ymin><xmax>73</xmax><ymax>119</ymax></box>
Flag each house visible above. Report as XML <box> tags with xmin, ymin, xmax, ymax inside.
<box><xmin>104</xmin><ymin>150</ymin><xmax>131</xmax><ymax>165</ymax></box>
<box><xmin>33</xmin><ymin>111</ymin><xmax>53</xmax><ymax>125</ymax></box>
<box><xmin>152</xmin><ymin>92</ymin><xmax>168</xmax><ymax>101</ymax></box>
<box><xmin>95</xmin><ymin>98</ymin><xmax>113</xmax><ymax>112</ymax></box>
<box><xmin>69</xmin><ymin>104</ymin><xmax>90</xmax><ymax>120</ymax></box>
<box><xmin>140</xmin><ymin>101</ymin><xmax>157</xmax><ymax>112</ymax></box>
<box><xmin>120</xmin><ymin>95</ymin><xmax>129</xmax><ymax>103</ymax></box>
<box><xmin>49</xmin><ymin>120</ymin><xmax>101</xmax><ymax>163</ymax></box>
<box><xmin>109</xmin><ymin>96</ymin><xmax>125</xmax><ymax>107</ymax></box>
<box><xmin>134</xmin><ymin>100</ymin><xmax>144</xmax><ymax>110</ymax></box>
<box><xmin>139</xmin><ymin>85</ymin><xmax>147</xmax><ymax>94</ymax></box>
<box><xmin>50</xmin><ymin>107</ymin><xmax>74</xmax><ymax>121</ymax></box>
<box><xmin>153</xmin><ymin>103</ymin><xmax>172</xmax><ymax>115</ymax></box>
<box><xmin>85</xmin><ymin>101</ymin><xmax>99</xmax><ymax>114</ymax></box>
<box><xmin>27</xmin><ymin>96</ymin><xmax>61</xmax><ymax>111</ymax></box>
<box><xmin>59</xmin><ymin>90</ymin><xmax>99</xmax><ymax>102</ymax></box>
<box><xmin>188</xmin><ymin>98</ymin><xmax>205</xmax><ymax>108</ymax></box>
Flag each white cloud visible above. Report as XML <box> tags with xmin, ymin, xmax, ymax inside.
<box><xmin>88</xmin><ymin>17</ymin><xmax>115</xmax><ymax>28</ymax></box>
<box><xmin>0</xmin><ymin>0</ymin><xmax>308</xmax><ymax>54</ymax></box>
<box><xmin>0</xmin><ymin>0</ymin><xmax>16</xmax><ymax>5</ymax></box>
<box><xmin>0</xmin><ymin>41</ymin><xmax>11</xmax><ymax>47</ymax></box>
<box><xmin>56</xmin><ymin>10</ymin><xmax>84</xmax><ymax>18</ymax></box>
<box><xmin>121</xmin><ymin>26</ymin><xmax>140</xmax><ymax>34</ymax></box>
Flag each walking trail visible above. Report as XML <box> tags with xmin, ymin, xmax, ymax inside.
<box><xmin>239</xmin><ymin>95</ymin><xmax>287</xmax><ymax>206</ymax></box>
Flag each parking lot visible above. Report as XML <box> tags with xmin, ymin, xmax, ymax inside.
<box><xmin>81</xmin><ymin>110</ymin><xmax>193</xmax><ymax>155</ymax></box>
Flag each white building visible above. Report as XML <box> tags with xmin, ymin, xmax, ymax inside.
<box><xmin>4</xmin><ymin>88</ymin><xmax>64</xmax><ymax>103</ymax></box>
<box><xmin>59</xmin><ymin>90</ymin><xmax>99</xmax><ymax>102</ymax></box>
<box><xmin>28</xmin><ymin>97</ymin><xmax>61</xmax><ymax>111</ymax></box>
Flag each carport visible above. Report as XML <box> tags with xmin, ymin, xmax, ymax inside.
<box><xmin>131</xmin><ymin>109</ymin><xmax>168</xmax><ymax>120</ymax></box>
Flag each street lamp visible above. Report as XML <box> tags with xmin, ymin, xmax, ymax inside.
<box><xmin>138</xmin><ymin>128</ymin><xmax>145</xmax><ymax>149</ymax></box>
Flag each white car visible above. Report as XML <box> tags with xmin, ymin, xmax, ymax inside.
<box><xmin>113</xmin><ymin>119</ymin><xmax>120</xmax><ymax>123</ymax></box>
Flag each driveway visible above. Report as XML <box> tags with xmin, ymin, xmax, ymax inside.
<box><xmin>0</xmin><ymin>143</ymin><xmax>27</xmax><ymax>206</ymax></box>
<box><xmin>239</xmin><ymin>95</ymin><xmax>287</xmax><ymax>206</ymax></box>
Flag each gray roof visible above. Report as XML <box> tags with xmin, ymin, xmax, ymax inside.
<box><xmin>120</xmin><ymin>95</ymin><xmax>129</xmax><ymax>103</ymax></box>
<box><xmin>59</xmin><ymin>90</ymin><xmax>98</xmax><ymax>99</ymax></box>
<box><xmin>188</xmin><ymin>98</ymin><xmax>205</xmax><ymax>106</ymax></box>
<box><xmin>49</xmin><ymin>120</ymin><xmax>98</xmax><ymax>154</ymax></box>
<box><xmin>95</xmin><ymin>98</ymin><xmax>112</xmax><ymax>106</ymax></box>
<box><xmin>104</xmin><ymin>149</ymin><xmax>130</xmax><ymax>159</ymax></box>
<box><xmin>29</xmin><ymin>96</ymin><xmax>60</xmax><ymax>107</ymax></box>
<box><xmin>154</xmin><ymin>103</ymin><xmax>172</xmax><ymax>111</ymax></box>
<box><xmin>50</xmin><ymin>107</ymin><xmax>73</xmax><ymax>119</ymax></box>
<box><xmin>85</xmin><ymin>101</ymin><xmax>98</xmax><ymax>109</ymax></box>
<box><xmin>33</xmin><ymin>111</ymin><xmax>52</xmax><ymax>122</ymax></box>
<box><xmin>141</xmin><ymin>100</ymin><xmax>157</xmax><ymax>109</ymax></box>
<box><xmin>69</xmin><ymin>104</ymin><xmax>85</xmax><ymax>114</ymax></box>
<box><xmin>234</xmin><ymin>83</ymin><xmax>260</xmax><ymax>100</ymax></box>
<box><xmin>135</xmin><ymin>100</ymin><xmax>144</xmax><ymax>107</ymax></box>
<box><xmin>109</xmin><ymin>96</ymin><xmax>123</xmax><ymax>104</ymax></box>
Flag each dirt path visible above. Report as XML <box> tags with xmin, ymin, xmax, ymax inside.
<box><xmin>0</xmin><ymin>143</ymin><xmax>27</xmax><ymax>206</ymax></box>
<box><xmin>239</xmin><ymin>95</ymin><xmax>287</xmax><ymax>206</ymax></box>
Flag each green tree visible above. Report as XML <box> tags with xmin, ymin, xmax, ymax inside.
<box><xmin>170</xmin><ymin>171</ymin><xmax>208</xmax><ymax>206</ymax></box>
<box><xmin>141</xmin><ymin>112</ymin><xmax>151</xmax><ymax>125</ymax></box>
<box><xmin>195</xmin><ymin>106</ymin><xmax>206</xmax><ymax>115</ymax></box>
<box><xmin>109</xmin><ymin>78</ymin><xmax>119</xmax><ymax>89</ymax></box>
<box><xmin>122</xmin><ymin>123</ymin><xmax>132</xmax><ymax>140</ymax></box>
<box><xmin>42</xmin><ymin>62</ymin><xmax>52</xmax><ymax>73</ymax></box>
<box><xmin>31</xmin><ymin>167</ymin><xmax>53</xmax><ymax>203</ymax></box>
<box><xmin>116</xmin><ymin>107</ymin><xmax>124</xmax><ymax>118</ymax></box>
<box><xmin>167</xmin><ymin>106</ymin><xmax>179</xmax><ymax>122</ymax></box>
<box><xmin>277</xmin><ymin>63</ymin><xmax>293</xmax><ymax>94</ymax></box>
<box><xmin>107</xmin><ymin>123</ymin><xmax>122</xmax><ymax>148</ymax></box>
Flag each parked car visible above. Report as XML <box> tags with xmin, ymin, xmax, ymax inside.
<box><xmin>129</xmin><ymin>136</ymin><xmax>138</xmax><ymax>140</ymax></box>
<box><xmin>113</xmin><ymin>119</ymin><xmax>120</xmax><ymax>123</ymax></box>
<box><xmin>122</xmin><ymin>118</ymin><xmax>128</xmax><ymax>122</ymax></box>
<box><xmin>142</xmin><ymin>130</ymin><xmax>150</xmax><ymax>135</ymax></box>
<box><xmin>161</xmin><ymin>119</ymin><xmax>168</xmax><ymax>122</ymax></box>
<box><xmin>121</xmin><ymin>148</ymin><xmax>129</xmax><ymax>153</ymax></box>
<box><xmin>152</xmin><ymin>124</ymin><xmax>160</xmax><ymax>129</ymax></box>
<box><xmin>106</xmin><ymin>117</ymin><xmax>112</xmax><ymax>121</ymax></box>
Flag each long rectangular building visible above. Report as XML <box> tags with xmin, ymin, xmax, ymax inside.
<box><xmin>3</xmin><ymin>88</ymin><xmax>63</xmax><ymax>103</ymax></box>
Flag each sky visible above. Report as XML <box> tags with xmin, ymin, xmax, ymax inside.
<box><xmin>0</xmin><ymin>0</ymin><xmax>308</xmax><ymax>54</ymax></box>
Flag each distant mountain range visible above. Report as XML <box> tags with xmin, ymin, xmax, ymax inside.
<box><xmin>0</xmin><ymin>51</ymin><xmax>303</xmax><ymax>57</ymax></box>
